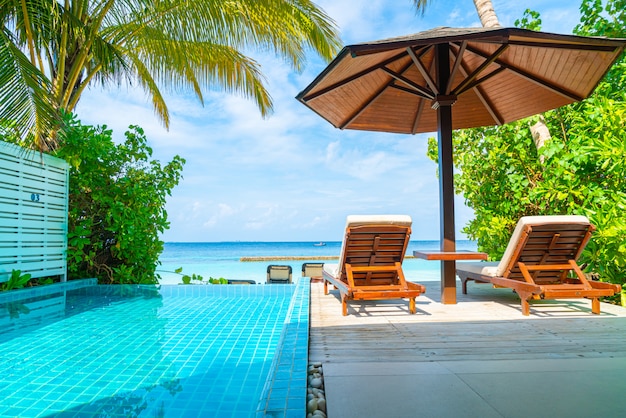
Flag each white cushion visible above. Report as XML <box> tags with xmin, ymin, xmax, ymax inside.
<box><xmin>323</xmin><ymin>263</ymin><xmax>339</xmax><ymax>279</ymax></box>
<box><xmin>456</xmin><ymin>261</ymin><xmax>499</xmax><ymax>277</ymax></box>
<box><xmin>345</xmin><ymin>214</ymin><xmax>412</xmax><ymax>228</ymax></box>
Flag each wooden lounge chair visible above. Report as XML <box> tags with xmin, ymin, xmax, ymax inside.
<box><xmin>322</xmin><ymin>215</ymin><xmax>426</xmax><ymax>315</ymax></box>
<box><xmin>456</xmin><ymin>215</ymin><xmax>621</xmax><ymax>315</ymax></box>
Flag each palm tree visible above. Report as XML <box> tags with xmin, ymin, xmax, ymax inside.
<box><xmin>412</xmin><ymin>1</ymin><xmax>550</xmax><ymax>156</ymax></box>
<box><xmin>412</xmin><ymin>0</ymin><xmax>500</xmax><ymax>27</ymax></box>
<box><xmin>0</xmin><ymin>0</ymin><xmax>341</xmax><ymax>150</ymax></box>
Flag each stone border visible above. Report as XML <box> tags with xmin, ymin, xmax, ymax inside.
<box><xmin>307</xmin><ymin>362</ymin><xmax>326</xmax><ymax>417</ymax></box>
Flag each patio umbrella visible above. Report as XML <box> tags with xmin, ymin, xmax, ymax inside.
<box><xmin>296</xmin><ymin>26</ymin><xmax>626</xmax><ymax>303</ymax></box>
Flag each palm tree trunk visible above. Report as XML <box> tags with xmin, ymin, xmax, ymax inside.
<box><xmin>473</xmin><ymin>0</ymin><xmax>501</xmax><ymax>28</ymax></box>
<box><xmin>472</xmin><ymin>0</ymin><xmax>549</xmax><ymax>154</ymax></box>
<box><xmin>530</xmin><ymin>115</ymin><xmax>549</xmax><ymax>163</ymax></box>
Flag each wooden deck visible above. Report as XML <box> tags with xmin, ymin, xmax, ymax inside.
<box><xmin>310</xmin><ymin>280</ymin><xmax>626</xmax><ymax>417</ymax></box>
<box><xmin>310</xmin><ymin>281</ymin><xmax>626</xmax><ymax>363</ymax></box>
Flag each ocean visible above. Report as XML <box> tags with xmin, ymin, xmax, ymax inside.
<box><xmin>157</xmin><ymin>240</ymin><xmax>478</xmax><ymax>285</ymax></box>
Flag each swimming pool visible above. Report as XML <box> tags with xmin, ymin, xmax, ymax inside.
<box><xmin>0</xmin><ymin>279</ymin><xmax>308</xmax><ymax>417</ymax></box>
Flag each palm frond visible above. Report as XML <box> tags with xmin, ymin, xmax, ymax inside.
<box><xmin>1</xmin><ymin>0</ymin><xmax>343</xmax><ymax>143</ymax></box>
<box><xmin>0</xmin><ymin>27</ymin><xmax>59</xmax><ymax>149</ymax></box>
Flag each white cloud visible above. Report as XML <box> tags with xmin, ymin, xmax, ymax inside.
<box><xmin>73</xmin><ymin>0</ymin><xmax>581</xmax><ymax>242</ymax></box>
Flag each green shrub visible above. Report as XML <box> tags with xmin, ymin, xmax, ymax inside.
<box><xmin>53</xmin><ymin>114</ymin><xmax>185</xmax><ymax>284</ymax></box>
<box><xmin>0</xmin><ymin>270</ymin><xmax>32</xmax><ymax>291</ymax></box>
<box><xmin>175</xmin><ymin>267</ymin><xmax>205</xmax><ymax>285</ymax></box>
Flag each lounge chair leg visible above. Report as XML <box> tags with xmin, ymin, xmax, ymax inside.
<box><xmin>341</xmin><ymin>296</ymin><xmax>348</xmax><ymax>316</ymax></box>
<box><xmin>324</xmin><ymin>280</ymin><xmax>328</xmax><ymax>295</ymax></box>
<box><xmin>409</xmin><ymin>298</ymin><xmax>416</xmax><ymax>314</ymax></box>
<box><xmin>521</xmin><ymin>298</ymin><xmax>530</xmax><ymax>316</ymax></box>
<box><xmin>462</xmin><ymin>278</ymin><xmax>469</xmax><ymax>294</ymax></box>
<box><xmin>591</xmin><ymin>298</ymin><xmax>600</xmax><ymax>314</ymax></box>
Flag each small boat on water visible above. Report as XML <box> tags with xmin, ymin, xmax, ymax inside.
<box><xmin>313</xmin><ymin>242</ymin><xmax>326</xmax><ymax>246</ymax></box>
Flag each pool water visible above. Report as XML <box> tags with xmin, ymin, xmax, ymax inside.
<box><xmin>0</xmin><ymin>280</ymin><xmax>301</xmax><ymax>417</ymax></box>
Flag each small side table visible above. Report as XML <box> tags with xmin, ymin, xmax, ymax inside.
<box><xmin>413</xmin><ymin>250</ymin><xmax>488</xmax><ymax>304</ymax></box>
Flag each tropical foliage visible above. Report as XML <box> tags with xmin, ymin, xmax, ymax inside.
<box><xmin>427</xmin><ymin>0</ymin><xmax>626</xmax><ymax>288</ymax></box>
<box><xmin>52</xmin><ymin>113</ymin><xmax>185</xmax><ymax>284</ymax></box>
<box><xmin>0</xmin><ymin>0</ymin><xmax>341</xmax><ymax>150</ymax></box>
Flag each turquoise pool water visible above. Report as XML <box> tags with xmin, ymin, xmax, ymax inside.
<box><xmin>0</xmin><ymin>279</ymin><xmax>307</xmax><ymax>417</ymax></box>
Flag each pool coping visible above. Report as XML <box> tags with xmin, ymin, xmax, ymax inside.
<box><xmin>0</xmin><ymin>278</ymin><xmax>97</xmax><ymax>304</ymax></box>
<box><xmin>256</xmin><ymin>277</ymin><xmax>310</xmax><ymax>417</ymax></box>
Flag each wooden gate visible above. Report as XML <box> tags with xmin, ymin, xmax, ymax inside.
<box><xmin>0</xmin><ymin>141</ymin><xmax>69</xmax><ymax>282</ymax></box>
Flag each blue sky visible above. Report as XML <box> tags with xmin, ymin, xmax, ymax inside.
<box><xmin>76</xmin><ymin>0</ymin><xmax>584</xmax><ymax>242</ymax></box>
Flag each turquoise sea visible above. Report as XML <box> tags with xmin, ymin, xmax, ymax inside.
<box><xmin>157</xmin><ymin>240</ymin><xmax>478</xmax><ymax>285</ymax></box>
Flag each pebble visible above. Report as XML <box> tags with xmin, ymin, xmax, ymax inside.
<box><xmin>307</xmin><ymin>363</ymin><xmax>326</xmax><ymax>416</ymax></box>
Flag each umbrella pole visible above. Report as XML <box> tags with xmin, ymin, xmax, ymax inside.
<box><xmin>435</xmin><ymin>43</ymin><xmax>457</xmax><ymax>304</ymax></box>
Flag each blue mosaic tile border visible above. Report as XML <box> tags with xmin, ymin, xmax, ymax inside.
<box><xmin>256</xmin><ymin>277</ymin><xmax>310</xmax><ymax>417</ymax></box>
<box><xmin>0</xmin><ymin>278</ymin><xmax>97</xmax><ymax>304</ymax></box>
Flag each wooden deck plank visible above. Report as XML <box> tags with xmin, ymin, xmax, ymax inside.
<box><xmin>310</xmin><ymin>281</ymin><xmax>626</xmax><ymax>364</ymax></box>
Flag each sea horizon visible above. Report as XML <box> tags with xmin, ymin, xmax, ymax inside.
<box><xmin>157</xmin><ymin>240</ymin><xmax>478</xmax><ymax>285</ymax></box>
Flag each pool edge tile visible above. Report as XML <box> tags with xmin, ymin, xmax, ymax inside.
<box><xmin>256</xmin><ymin>277</ymin><xmax>310</xmax><ymax>416</ymax></box>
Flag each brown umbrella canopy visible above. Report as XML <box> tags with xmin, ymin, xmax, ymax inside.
<box><xmin>297</xmin><ymin>27</ymin><xmax>625</xmax><ymax>134</ymax></box>
<box><xmin>297</xmin><ymin>26</ymin><xmax>626</xmax><ymax>304</ymax></box>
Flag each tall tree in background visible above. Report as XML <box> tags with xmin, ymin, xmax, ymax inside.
<box><xmin>0</xmin><ymin>0</ymin><xmax>341</xmax><ymax>150</ymax></box>
<box><xmin>412</xmin><ymin>0</ymin><xmax>500</xmax><ymax>27</ymax></box>
<box><xmin>414</xmin><ymin>0</ymin><xmax>626</xmax><ymax>290</ymax></box>
<box><xmin>413</xmin><ymin>0</ymin><xmax>556</xmax><ymax>166</ymax></box>
<box><xmin>427</xmin><ymin>1</ymin><xmax>626</xmax><ymax>289</ymax></box>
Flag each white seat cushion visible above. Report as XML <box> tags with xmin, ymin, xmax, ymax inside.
<box><xmin>456</xmin><ymin>261</ymin><xmax>499</xmax><ymax>277</ymax></box>
<box><xmin>323</xmin><ymin>263</ymin><xmax>339</xmax><ymax>279</ymax></box>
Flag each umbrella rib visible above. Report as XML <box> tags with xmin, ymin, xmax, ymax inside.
<box><xmin>456</xmin><ymin>67</ymin><xmax>506</xmax><ymax>96</ymax></box>
<box><xmin>406</xmin><ymin>46</ymin><xmax>439</xmax><ymax>95</ymax></box>
<box><xmin>412</xmin><ymin>52</ymin><xmax>437</xmax><ymax>133</ymax></box>
<box><xmin>463</xmin><ymin>44</ymin><xmax>584</xmax><ymax>102</ymax></box>
<box><xmin>412</xmin><ymin>96</ymin><xmax>427</xmax><ymax>134</ymax></box>
<box><xmin>389</xmin><ymin>84</ymin><xmax>433</xmax><ymax>100</ymax></box>
<box><xmin>448</xmin><ymin>48</ymin><xmax>504</xmax><ymax>125</ymax></box>
<box><xmin>461</xmin><ymin>61</ymin><xmax>504</xmax><ymax>125</ymax></box>
<box><xmin>447</xmin><ymin>41</ymin><xmax>468</xmax><ymax>94</ymax></box>
<box><xmin>299</xmin><ymin>51</ymin><xmax>409</xmax><ymax>102</ymax></box>
<box><xmin>509</xmin><ymin>67</ymin><xmax>584</xmax><ymax>102</ymax></box>
<box><xmin>381</xmin><ymin>67</ymin><xmax>435</xmax><ymax>99</ymax></box>
<box><xmin>451</xmin><ymin>44</ymin><xmax>509</xmax><ymax>95</ymax></box>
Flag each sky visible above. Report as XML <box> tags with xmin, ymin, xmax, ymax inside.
<box><xmin>76</xmin><ymin>0</ymin><xmax>585</xmax><ymax>242</ymax></box>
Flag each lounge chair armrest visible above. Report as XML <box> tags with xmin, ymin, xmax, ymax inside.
<box><xmin>488</xmin><ymin>277</ymin><xmax>542</xmax><ymax>294</ymax></box>
<box><xmin>325</xmin><ymin>275</ymin><xmax>350</xmax><ymax>294</ymax></box>
<box><xmin>407</xmin><ymin>281</ymin><xmax>426</xmax><ymax>293</ymax></box>
<box><xmin>588</xmin><ymin>281</ymin><xmax>621</xmax><ymax>292</ymax></box>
